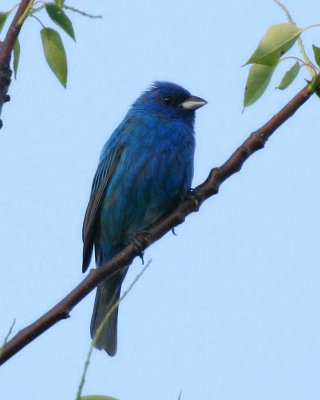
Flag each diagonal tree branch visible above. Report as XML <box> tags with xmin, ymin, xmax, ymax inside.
<box><xmin>0</xmin><ymin>0</ymin><xmax>33</xmax><ymax>127</ymax></box>
<box><xmin>0</xmin><ymin>82</ymin><xmax>315</xmax><ymax>366</ymax></box>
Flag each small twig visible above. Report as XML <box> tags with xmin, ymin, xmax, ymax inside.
<box><xmin>0</xmin><ymin>319</ymin><xmax>16</xmax><ymax>358</ymax></box>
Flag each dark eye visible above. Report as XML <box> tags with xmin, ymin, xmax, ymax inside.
<box><xmin>162</xmin><ymin>96</ymin><xmax>174</xmax><ymax>105</ymax></box>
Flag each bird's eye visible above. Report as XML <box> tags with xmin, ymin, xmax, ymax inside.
<box><xmin>162</xmin><ymin>97</ymin><xmax>174</xmax><ymax>105</ymax></box>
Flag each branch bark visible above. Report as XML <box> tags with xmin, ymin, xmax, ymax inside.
<box><xmin>0</xmin><ymin>83</ymin><xmax>314</xmax><ymax>366</ymax></box>
<box><xmin>0</xmin><ymin>0</ymin><xmax>33</xmax><ymax>127</ymax></box>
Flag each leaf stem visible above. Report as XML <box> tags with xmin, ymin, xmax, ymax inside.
<box><xmin>29</xmin><ymin>4</ymin><xmax>45</xmax><ymax>15</ymax></box>
<box><xmin>272</xmin><ymin>0</ymin><xmax>295</xmax><ymax>24</ymax></box>
<box><xmin>297</xmin><ymin>38</ymin><xmax>316</xmax><ymax>78</ymax></box>
<box><xmin>280</xmin><ymin>56</ymin><xmax>318</xmax><ymax>74</ymax></box>
<box><xmin>17</xmin><ymin>0</ymin><xmax>34</xmax><ymax>27</ymax></box>
<box><xmin>280</xmin><ymin>55</ymin><xmax>304</xmax><ymax>64</ymax></box>
<box><xmin>30</xmin><ymin>14</ymin><xmax>45</xmax><ymax>28</ymax></box>
<box><xmin>304</xmin><ymin>24</ymin><xmax>320</xmax><ymax>30</ymax></box>
<box><xmin>63</xmin><ymin>5</ymin><xmax>102</xmax><ymax>19</ymax></box>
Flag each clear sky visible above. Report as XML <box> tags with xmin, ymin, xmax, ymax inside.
<box><xmin>1</xmin><ymin>1</ymin><xmax>320</xmax><ymax>399</ymax></box>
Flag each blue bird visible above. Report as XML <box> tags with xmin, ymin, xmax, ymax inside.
<box><xmin>82</xmin><ymin>81</ymin><xmax>207</xmax><ymax>356</ymax></box>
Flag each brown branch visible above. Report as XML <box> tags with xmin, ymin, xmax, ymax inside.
<box><xmin>0</xmin><ymin>0</ymin><xmax>33</xmax><ymax>127</ymax></box>
<box><xmin>0</xmin><ymin>83</ymin><xmax>314</xmax><ymax>366</ymax></box>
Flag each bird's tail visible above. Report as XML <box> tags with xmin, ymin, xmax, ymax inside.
<box><xmin>90</xmin><ymin>267</ymin><xmax>128</xmax><ymax>356</ymax></box>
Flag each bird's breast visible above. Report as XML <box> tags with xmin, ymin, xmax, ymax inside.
<box><xmin>97</xmin><ymin>117</ymin><xmax>195</xmax><ymax>243</ymax></box>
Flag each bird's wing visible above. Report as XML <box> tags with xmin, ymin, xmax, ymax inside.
<box><xmin>82</xmin><ymin>144</ymin><xmax>125</xmax><ymax>272</ymax></box>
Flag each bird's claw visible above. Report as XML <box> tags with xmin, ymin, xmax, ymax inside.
<box><xmin>126</xmin><ymin>231</ymin><xmax>154</xmax><ymax>264</ymax></box>
<box><xmin>184</xmin><ymin>188</ymin><xmax>202</xmax><ymax>211</ymax></box>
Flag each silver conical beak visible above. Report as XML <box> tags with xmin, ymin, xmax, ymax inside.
<box><xmin>179</xmin><ymin>95</ymin><xmax>207</xmax><ymax>110</ymax></box>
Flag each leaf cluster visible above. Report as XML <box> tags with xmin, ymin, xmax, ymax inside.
<box><xmin>0</xmin><ymin>1</ymin><xmax>100</xmax><ymax>86</ymax></box>
<box><xmin>244</xmin><ymin>23</ymin><xmax>320</xmax><ymax>107</ymax></box>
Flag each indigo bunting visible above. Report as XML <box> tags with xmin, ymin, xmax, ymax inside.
<box><xmin>82</xmin><ymin>81</ymin><xmax>206</xmax><ymax>356</ymax></box>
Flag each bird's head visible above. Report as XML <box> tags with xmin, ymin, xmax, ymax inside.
<box><xmin>130</xmin><ymin>81</ymin><xmax>207</xmax><ymax>123</ymax></box>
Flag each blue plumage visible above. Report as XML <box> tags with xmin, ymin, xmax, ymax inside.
<box><xmin>82</xmin><ymin>81</ymin><xmax>206</xmax><ymax>355</ymax></box>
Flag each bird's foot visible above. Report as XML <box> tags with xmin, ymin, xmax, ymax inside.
<box><xmin>184</xmin><ymin>188</ymin><xmax>202</xmax><ymax>211</ymax></box>
<box><xmin>125</xmin><ymin>231</ymin><xmax>154</xmax><ymax>264</ymax></box>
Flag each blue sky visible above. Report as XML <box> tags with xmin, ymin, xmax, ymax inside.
<box><xmin>1</xmin><ymin>1</ymin><xmax>320</xmax><ymax>399</ymax></box>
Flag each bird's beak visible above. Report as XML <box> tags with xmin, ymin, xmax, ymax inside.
<box><xmin>179</xmin><ymin>95</ymin><xmax>207</xmax><ymax>110</ymax></box>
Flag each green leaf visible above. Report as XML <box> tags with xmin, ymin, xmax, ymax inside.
<box><xmin>246</xmin><ymin>24</ymin><xmax>302</xmax><ymax>66</ymax></box>
<box><xmin>312</xmin><ymin>45</ymin><xmax>320</xmax><ymax>67</ymax></box>
<box><xmin>54</xmin><ymin>0</ymin><xmax>65</xmax><ymax>6</ymax></box>
<box><xmin>79</xmin><ymin>396</ymin><xmax>119</xmax><ymax>400</ymax></box>
<box><xmin>276</xmin><ymin>62</ymin><xmax>300</xmax><ymax>90</ymax></box>
<box><xmin>309</xmin><ymin>74</ymin><xmax>320</xmax><ymax>97</ymax></box>
<box><xmin>13</xmin><ymin>39</ymin><xmax>20</xmax><ymax>79</ymax></box>
<box><xmin>45</xmin><ymin>3</ymin><xmax>75</xmax><ymax>41</ymax></box>
<box><xmin>40</xmin><ymin>27</ymin><xmax>67</xmax><ymax>87</ymax></box>
<box><xmin>0</xmin><ymin>11</ymin><xmax>9</xmax><ymax>34</ymax></box>
<box><xmin>244</xmin><ymin>64</ymin><xmax>276</xmax><ymax>107</ymax></box>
